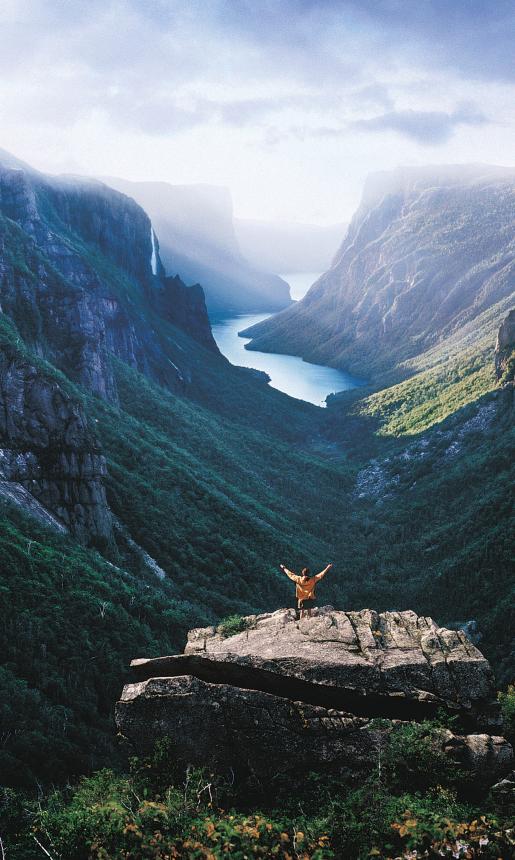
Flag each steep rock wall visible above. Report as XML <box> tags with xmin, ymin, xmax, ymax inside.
<box><xmin>0</xmin><ymin>348</ymin><xmax>111</xmax><ymax>542</ymax></box>
<box><xmin>243</xmin><ymin>166</ymin><xmax>515</xmax><ymax>377</ymax></box>
<box><xmin>0</xmin><ymin>158</ymin><xmax>216</xmax><ymax>403</ymax></box>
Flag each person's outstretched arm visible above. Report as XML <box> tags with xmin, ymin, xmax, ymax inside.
<box><xmin>279</xmin><ymin>563</ymin><xmax>300</xmax><ymax>582</ymax></box>
<box><xmin>314</xmin><ymin>563</ymin><xmax>333</xmax><ymax>581</ymax></box>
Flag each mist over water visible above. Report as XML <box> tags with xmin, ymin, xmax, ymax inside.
<box><xmin>280</xmin><ymin>271</ymin><xmax>322</xmax><ymax>300</ymax></box>
<box><xmin>211</xmin><ymin>272</ymin><xmax>363</xmax><ymax>407</ymax></box>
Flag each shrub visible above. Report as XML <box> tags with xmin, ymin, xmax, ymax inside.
<box><xmin>4</xmin><ymin>741</ymin><xmax>514</xmax><ymax>860</ymax></box>
<box><xmin>498</xmin><ymin>684</ymin><xmax>515</xmax><ymax>743</ymax></box>
<box><xmin>327</xmin><ymin>782</ymin><xmax>515</xmax><ymax>859</ymax></box>
<box><xmin>217</xmin><ymin>614</ymin><xmax>253</xmax><ymax>638</ymax></box>
<box><xmin>389</xmin><ymin>805</ymin><xmax>514</xmax><ymax>859</ymax></box>
<box><xmin>31</xmin><ymin>764</ymin><xmax>333</xmax><ymax>859</ymax></box>
<box><xmin>382</xmin><ymin>720</ymin><xmax>465</xmax><ymax>792</ymax></box>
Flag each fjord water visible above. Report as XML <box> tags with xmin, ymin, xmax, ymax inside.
<box><xmin>211</xmin><ymin>271</ymin><xmax>363</xmax><ymax>407</ymax></box>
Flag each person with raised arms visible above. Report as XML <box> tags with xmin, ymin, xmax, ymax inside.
<box><xmin>279</xmin><ymin>562</ymin><xmax>333</xmax><ymax>619</ymax></box>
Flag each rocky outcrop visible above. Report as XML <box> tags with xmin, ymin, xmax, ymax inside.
<box><xmin>156</xmin><ymin>274</ymin><xmax>217</xmax><ymax>352</ymax></box>
<box><xmin>242</xmin><ymin>165</ymin><xmax>515</xmax><ymax>377</ymax></box>
<box><xmin>0</xmin><ymin>348</ymin><xmax>111</xmax><ymax>542</ymax></box>
<box><xmin>495</xmin><ymin>308</ymin><xmax>515</xmax><ymax>382</ymax></box>
<box><xmin>116</xmin><ymin>608</ymin><xmax>512</xmax><ymax>786</ymax></box>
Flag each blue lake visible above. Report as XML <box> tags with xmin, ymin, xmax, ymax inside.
<box><xmin>211</xmin><ymin>272</ymin><xmax>363</xmax><ymax>407</ymax></box>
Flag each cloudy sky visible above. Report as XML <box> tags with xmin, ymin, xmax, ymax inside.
<box><xmin>1</xmin><ymin>0</ymin><xmax>514</xmax><ymax>223</ymax></box>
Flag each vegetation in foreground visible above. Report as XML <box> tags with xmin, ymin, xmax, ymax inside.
<box><xmin>2</xmin><ymin>714</ymin><xmax>514</xmax><ymax>860</ymax></box>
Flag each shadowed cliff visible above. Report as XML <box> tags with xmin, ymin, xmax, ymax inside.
<box><xmin>102</xmin><ymin>177</ymin><xmax>292</xmax><ymax>314</ymax></box>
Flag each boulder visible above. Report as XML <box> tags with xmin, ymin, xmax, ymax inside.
<box><xmin>130</xmin><ymin>608</ymin><xmax>501</xmax><ymax>728</ymax></box>
<box><xmin>442</xmin><ymin>732</ymin><xmax>514</xmax><ymax>786</ymax></box>
<box><xmin>490</xmin><ymin>771</ymin><xmax>515</xmax><ymax>803</ymax></box>
<box><xmin>116</xmin><ymin>608</ymin><xmax>512</xmax><ymax>785</ymax></box>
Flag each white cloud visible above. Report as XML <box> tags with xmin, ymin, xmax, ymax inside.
<box><xmin>352</xmin><ymin>104</ymin><xmax>488</xmax><ymax>146</ymax></box>
<box><xmin>0</xmin><ymin>1</ymin><xmax>513</xmax><ymax>222</ymax></box>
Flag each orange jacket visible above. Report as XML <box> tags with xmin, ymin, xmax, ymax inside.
<box><xmin>283</xmin><ymin>567</ymin><xmax>329</xmax><ymax>604</ymax></box>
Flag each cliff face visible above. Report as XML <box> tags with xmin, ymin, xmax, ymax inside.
<box><xmin>116</xmin><ymin>608</ymin><xmax>513</xmax><ymax>787</ymax></box>
<box><xmin>102</xmin><ymin>177</ymin><xmax>292</xmax><ymax>315</ymax></box>
<box><xmin>157</xmin><ymin>275</ymin><xmax>218</xmax><ymax>351</ymax></box>
<box><xmin>0</xmin><ymin>156</ymin><xmax>216</xmax><ymax>403</ymax></box>
<box><xmin>0</xmin><ymin>150</ymin><xmax>218</xmax><ymax>542</ymax></box>
<box><xmin>242</xmin><ymin>166</ymin><xmax>515</xmax><ymax>377</ymax></box>
<box><xmin>0</xmin><ymin>165</ymin><xmax>154</xmax><ymax>287</ymax></box>
<box><xmin>0</xmin><ymin>348</ymin><xmax>111</xmax><ymax>542</ymax></box>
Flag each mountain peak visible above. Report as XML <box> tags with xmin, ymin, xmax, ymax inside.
<box><xmin>0</xmin><ymin>147</ymin><xmax>37</xmax><ymax>172</ymax></box>
<box><xmin>361</xmin><ymin>162</ymin><xmax>515</xmax><ymax>209</ymax></box>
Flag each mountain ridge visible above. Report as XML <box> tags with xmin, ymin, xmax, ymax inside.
<box><xmin>242</xmin><ymin>164</ymin><xmax>515</xmax><ymax>381</ymax></box>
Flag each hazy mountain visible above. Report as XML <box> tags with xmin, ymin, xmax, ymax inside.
<box><xmin>234</xmin><ymin>218</ymin><xmax>345</xmax><ymax>274</ymax></box>
<box><xmin>102</xmin><ymin>177</ymin><xmax>292</xmax><ymax>315</ymax></box>
<box><xmin>242</xmin><ymin>165</ymin><xmax>515</xmax><ymax>378</ymax></box>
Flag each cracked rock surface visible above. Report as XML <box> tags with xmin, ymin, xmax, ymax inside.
<box><xmin>116</xmin><ymin>608</ymin><xmax>512</xmax><ymax>784</ymax></box>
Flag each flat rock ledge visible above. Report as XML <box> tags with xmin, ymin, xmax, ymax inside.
<box><xmin>116</xmin><ymin>608</ymin><xmax>513</xmax><ymax>785</ymax></box>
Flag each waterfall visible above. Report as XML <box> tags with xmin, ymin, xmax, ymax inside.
<box><xmin>150</xmin><ymin>226</ymin><xmax>158</xmax><ymax>275</ymax></box>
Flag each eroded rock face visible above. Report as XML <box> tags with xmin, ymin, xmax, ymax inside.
<box><xmin>0</xmin><ymin>349</ymin><xmax>111</xmax><ymax>542</ymax></box>
<box><xmin>241</xmin><ymin>166</ymin><xmax>515</xmax><ymax>377</ymax></box>
<box><xmin>116</xmin><ymin>608</ymin><xmax>512</xmax><ymax>785</ymax></box>
<box><xmin>0</xmin><ymin>159</ymin><xmax>216</xmax><ymax>404</ymax></box>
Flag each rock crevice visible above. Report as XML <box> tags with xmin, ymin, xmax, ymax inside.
<box><xmin>130</xmin><ymin>652</ymin><xmax>457</xmax><ymax>724</ymax></box>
